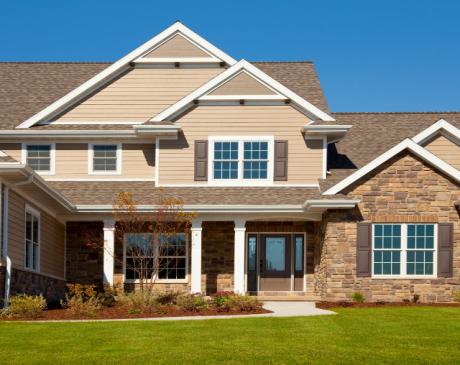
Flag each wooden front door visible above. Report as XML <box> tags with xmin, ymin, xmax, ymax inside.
<box><xmin>259</xmin><ymin>234</ymin><xmax>291</xmax><ymax>291</ymax></box>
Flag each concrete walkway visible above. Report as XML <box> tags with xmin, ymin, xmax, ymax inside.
<box><xmin>25</xmin><ymin>302</ymin><xmax>335</xmax><ymax>323</ymax></box>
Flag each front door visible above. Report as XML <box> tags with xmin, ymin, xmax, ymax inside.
<box><xmin>259</xmin><ymin>234</ymin><xmax>291</xmax><ymax>291</ymax></box>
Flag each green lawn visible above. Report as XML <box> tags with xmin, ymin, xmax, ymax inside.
<box><xmin>0</xmin><ymin>308</ymin><xmax>459</xmax><ymax>364</ymax></box>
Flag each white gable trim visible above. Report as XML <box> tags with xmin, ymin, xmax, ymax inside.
<box><xmin>412</xmin><ymin>119</ymin><xmax>460</xmax><ymax>145</ymax></box>
<box><xmin>323</xmin><ymin>138</ymin><xmax>460</xmax><ymax>195</ymax></box>
<box><xmin>16</xmin><ymin>22</ymin><xmax>237</xmax><ymax>129</ymax></box>
<box><xmin>150</xmin><ymin>60</ymin><xmax>335</xmax><ymax>123</ymax></box>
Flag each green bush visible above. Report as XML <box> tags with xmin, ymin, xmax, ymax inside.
<box><xmin>175</xmin><ymin>293</ymin><xmax>209</xmax><ymax>309</ymax></box>
<box><xmin>116</xmin><ymin>291</ymin><xmax>159</xmax><ymax>312</ymax></box>
<box><xmin>412</xmin><ymin>294</ymin><xmax>420</xmax><ymax>303</ymax></box>
<box><xmin>352</xmin><ymin>291</ymin><xmax>365</xmax><ymax>303</ymax></box>
<box><xmin>453</xmin><ymin>290</ymin><xmax>460</xmax><ymax>302</ymax></box>
<box><xmin>1</xmin><ymin>294</ymin><xmax>47</xmax><ymax>318</ymax></box>
<box><xmin>210</xmin><ymin>291</ymin><xmax>235</xmax><ymax>307</ymax></box>
<box><xmin>154</xmin><ymin>291</ymin><xmax>181</xmax><ymax>306</ymax></box>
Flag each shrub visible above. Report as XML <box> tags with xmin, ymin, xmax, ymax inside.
<box><xmin>116</xmin><ymin>291</ymin><xmax>158</xmax><ymax>312</ymax></box>
<box><xmin>62</xmin><ymin>284</ymin><xmax>103</xmax><ymax>317</ymax></box>
<box><xmin>352</xmin><ymin>291</ymin><xmax>365</xmax><ymax>303</ymax></box>
<box><xmin>1</xmin><ymin>294</ymin><xmax>47</xmax><ymax>318</ymax></box>
<box><xmin>375</xmin><ymin>300</ymin><xmax>386</xmax><ymax>306</ymax></box>
<box><xmin>224</xmin><ymin>293</ymin><xmax>262</xmax><ymax>309</ymax></box>
<box><xmin>403</xmin><ymin>299</ymin><xmax>410</xmax><ymax>304</ymax></box>
<box><xmin>101</xmin><ymin>283</ymin><xmax>122</xmax><ymax>307</ymax></box>
<box><xmin>154</xmin><ymin>291</ymin><xmax>181</xmax><ymax>306</ymax></box>
<box><xmin>453</xmin><ymin>290</ymin><xmax>460</xmax><ymax>302</ymax></box>
<box><xmin>338</xmin><ymin>301</ymin><xmax>354</xmax><ymax>308</ymax></box>
<box><xmin>175</xmin><ymin>293</ymin><xmax>209</xmax><ymax>309</ymax></box>
<box><xmin>412</xmin><ymin>294</ymin><xmax>420</xmax><ymax>303</ymax></box>
<box><xmin>210</xmin><ymin>291</ymin><xmax>235</xmax><ymax>307</ymax></box>
<box><xmin>128</xmin><ymin>309</ymin><xmax>141</xmax><ymax>315</ymax></box>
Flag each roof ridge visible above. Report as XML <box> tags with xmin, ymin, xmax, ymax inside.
<box><xmin>0</xmin><ymin>61</ymin><xmax>113</xmax><ymax>64</ymax></box>
<box><xmin>332</xmin><ymin>111</ymin><xmax>460</xmax><ymax>114</ymax></box>
<box><xmin>250</xmin><ymin>61</ymin><xmax>314</xmax><ymax>63</ymax></box>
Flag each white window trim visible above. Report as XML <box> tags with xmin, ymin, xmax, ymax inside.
<box><xmin>371</xmin><ymin>223</ymin><xmax>438</xmax><ymax>279</ymax></box>
<box><xmin>88</xmin><ymin>143</ymin><xmax>122</xmax><ymax>175</ymax></box>
<box><xmin>208</xmin><ymin>136</ymin><xmax>274</xmax><ymax>186</ymax></box>
<box><xmin>21</xmin><ymin>142</ymin><xmax>56</xmax><ymax>176</ymax></box>
<box><xmin>24</xmin><ymin>204</ymin><xmax>40</xmax><ymax>273</ymax></box>
<box><xmin>123</xmin><ymin>233</ymin><xmax>189</xmax><ymax>284</ymax></box>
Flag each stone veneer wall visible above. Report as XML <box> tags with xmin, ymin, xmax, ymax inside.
<box><xmin>66</xmin><ymin>221</ymin><xmax>104</xmax><ymax>290</ymax></box>
<box><xmin>315</xmin><ymin>152</ymin><xmax>460</xmax><ymax>302</ymax></box>
<box><xmin>9</xmin><ymin>268</ymin><xmax>66</xmax><ymax>303</ymax></box>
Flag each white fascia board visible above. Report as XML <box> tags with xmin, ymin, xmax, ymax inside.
<box><xmin>302</xmin><ymin>200</ymin><xmax>361</xmax><ymax>211</ymax></box>
<box><xmin>73</xmin><ymin>204</ymin><xmax>308</xmax><ymax>214</ymax></box>
<box><xmin>412</xmin><ymin>119</ymin><xmax>459</xmax><ymax>144</ymax></box>
<box><xmin>301</xmin><ymin>125</ymin><xmax>353</xmax><ymax>133</ymax></box>
<box><xmin>16</xmin><ymin>22</ymin><xmax>237</xmax><ymax>129</ymax></box>
<box><xmin>323</xmin><ymin>138</ymin><xmax>460</xmax><ymax>195</ymax></box>
<box><xmin>151</xmin><ymin>59</ymin><xmax>335</xmax><ymax>123</ymax></box>
<box><xmin>0</xmin><ymin>130</ymin><xmax>136</xmax><ymax>138</ymax></box>
<box><xmin>133</xmin><ymin>125</ymin><xmax>182</xmax><ymax>131</ymax></box>
<box><xmin>199</xmin><ymin>95</ymin><xmax>287</xmax><ymax>101</ymax></box>
<box><xmin>133</xmin><ymin>58</ymin><xmax>222</xmax><ymax>64</ymax></box>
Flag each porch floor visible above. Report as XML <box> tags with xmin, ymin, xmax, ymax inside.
<box><xmin>250</xmin><ymin>291</ymin><xmax>322</xmax><ymax>302</ymax></box>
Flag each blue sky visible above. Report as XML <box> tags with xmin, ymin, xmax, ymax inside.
<box><xmin>1</xmin><ymin>0</ymin><xmax>459</xmax><ymax>112</ymax></box>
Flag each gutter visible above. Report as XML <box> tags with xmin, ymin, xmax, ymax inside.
<box><xmin>3</xmin><ymin>175</ymin><xmax>34</xmax><ymax>308</ymax></box>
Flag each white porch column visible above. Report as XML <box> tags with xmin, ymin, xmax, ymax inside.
<box><xmin>191</xmin><ymin>219</ymin><xmax>203</xmax><ymax>294</ymax></box>
<box><xmin>103</xmin><ymin>218</ymin><xmax>115</xmax><ymax>286</ymax></box>
<box><xmin>234</xmin><ymin>219</ymin><xmax>246</xmax><ymax>294</ymax></box>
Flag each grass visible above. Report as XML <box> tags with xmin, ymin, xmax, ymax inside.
<box><xmin>0</xmin><ymin>307</ymin><xmax>459</xmax><ymax>364</ymax></box>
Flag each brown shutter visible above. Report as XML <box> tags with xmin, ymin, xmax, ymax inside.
<box><xmin>356</xmin><ymin>223</ymin><xmax>372</xmax><ymax>277</ymax></box>
<box><xmin>194</xmin><ymin>140</ymin><xmax>208</xmax><ymax>181</ymax></box>
<box><xmin>274</xmin><ymin>140</ymin><xmax>288</xmax><ymax>181</ymax></box>
<box><xmin>438</xmin><ymin>223</ymin><xmax>453</xmax><ymax>277</ymax></box>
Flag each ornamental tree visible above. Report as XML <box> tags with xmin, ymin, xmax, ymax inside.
<box><xmin>88</xmin><ymin>188</ymin><xmax>197</xmax><ymax>292</ymax></box>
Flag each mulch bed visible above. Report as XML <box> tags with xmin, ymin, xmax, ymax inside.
<box><xmin>316</xmin><ymin>301</ymin><xmax>460</xmax><ymax>310</ymax></box>
<box><xmin>0</xmin><ymin>304</ymin><xmax>272</xmax><ymax>322</ymax></box>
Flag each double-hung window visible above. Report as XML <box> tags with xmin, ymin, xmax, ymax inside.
<box><xmin>210</xmin><ymin>137</ymin><xmax>273</xmax><ymax>184</ymax></box>
<box><xmin>373</xmin><ymin>223</ymin><xmax>436</xmax><ymax>278</ymax></box>
<box><xmin>124</xmin><ymin>234</ymin><xmax>187</xmax><ymax>282</ymax></box>
<box><xmin>89</xmin><ymin>144</ymin><xmax>121</xmax><ymax>174</ymax></box>
<box><xmin>24</xmin><ymin>144</ymin><xmax>55</xmax><ymax>175</ymax></box>
<box><xmin>25</xmin><ymin>206</ymin><xmax>40</xmax><ymax>272</ymax></box>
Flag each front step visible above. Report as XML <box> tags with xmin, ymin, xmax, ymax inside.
<box><xmin>258</xmin><ymin>296</ymin><xmax>321</xmax><ymax>302</ymax></box>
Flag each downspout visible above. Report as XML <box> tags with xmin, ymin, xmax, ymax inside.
<box><xmin>2</xmin><ymin>175</ymin><xmax>34</xmax><ymax>308</ymax></box>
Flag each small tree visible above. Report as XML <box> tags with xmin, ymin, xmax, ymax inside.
<box><xmin>88</xmin><ymin>188</ymin><xmax>197</xmax><ymax>292</ymax></box>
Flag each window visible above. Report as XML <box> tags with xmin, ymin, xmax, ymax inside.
<box><xmin>89</xmin><ymin>144</ymin><xmax>121</xmax><ymax>175</ymax></box>
<box><xmin>24</xmin><ymin>206</ymin><xmax>40</xmax><ymax>272</ymax></box>
<box><xmin>209</xmin><ymin>137</ymin><xmax>273</xmax><ymax>185</ymax></box>
<box><xmin>23</xmin><ymin>144</ymin><xmax>55</xmax><ymax>175</ymax></box>
<box><xmin>373</xmin><ymin>224</ymin><xmax>436</xmax><ymax>278</ymax></box>
<box><xmin>124</xmin><ymin>234</ymin><xmax>187</xmax><ymax>282</ymax></box>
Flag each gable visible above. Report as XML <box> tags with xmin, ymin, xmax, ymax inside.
<box><xmin>142</xmin><ymin>34</ymin><xmax>212</xmax><ymax>59</ymax></box>
<box><xmin>422</xmin><ymin>133</ymin><xmax>460</xmax><ymax>170</ymax></box>
<box><xmin>208</xmin><ymin>72</ymin><xmax>276</xmax><ymax>96</ymax></box>
<box><xmin>49</xmin><ymin>68</ymin><xmax>224</xmax><ymax>123</ymax></box>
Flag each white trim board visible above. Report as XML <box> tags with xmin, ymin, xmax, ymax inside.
<box><xmin>412</xmin><ymin>118</ymin><xmax>460</xmax><ymax>145</ymax></box>
<box><xmin>150</xmin><ymin>59</ymin><xmax>335</xmax><ymax>123</ymax></box>
<box><xmin>323</xmin><ymin>138</ymin><xmax>460</xmax><ymax>195</ymax></box>
<box><xmin>16</xmin><ymin>22</ymin><xmax>237</xmax><ymax>129</ymax></box>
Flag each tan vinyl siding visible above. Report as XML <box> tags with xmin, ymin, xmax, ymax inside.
<box><xmin>51</xmin><ymin>68</ymin><xmax>224</xmax><ymax>122</ymax></box>
<box><xmin>53</xmin><ymin>143</ymin><xmax>155</xmax><ymax>179</ymax></box>
<box><xmin>422</xmin><ymin>134</ymin><xmax>460</xmax><ymax>170</ymax></box>
<box><xmin>8</xmin><ymin>190</ymin><xmax>65</xmax><ymax>278</ymax></box>
<box><xmin>159</xmin><ymin>105</ymin><xmax>321</xmax><ymax>184</ymax></box>
<box><xmin>142</xmin><ymin>34</ymin><xmax>212</xmax><ymax>58</ymax></box>
<box><xmin>0</xmin><ymin>143</ymin><xmax>21</xmax><ymax>161</ymax></box>
<box><xmin>209</xmin><ymin>72</ymin><xmax>276</xmax><ymax>96</ymax></box>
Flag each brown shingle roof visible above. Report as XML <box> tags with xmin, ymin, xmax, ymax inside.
<box><xmin>0</xmin><ymin>61</ymin><xmax>330</xmax><ymax>130</ymax></box>
<box><xmin>0</xmin><ymin>151</ymin><xmax>18</xmax><ymax>163</ymax></box>
<box><xmin>319</xmin><ymin>112</ymin><xmax>460</xmax><ymax>192</ymax></box>
<box><xmin>47</xmin><ymin>181</ymin><xmax>348</xmax><ymax>206</ymax></box>
<box><xmin>252</xmin><ymin>61</ymin><xmax>330</xmax><ymax>114</ymax></box>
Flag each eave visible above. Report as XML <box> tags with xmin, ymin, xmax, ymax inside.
<box><xmin>302</xmin><ymin>125</ymin><xmax>353</xmax><ymax>144</ymax></box>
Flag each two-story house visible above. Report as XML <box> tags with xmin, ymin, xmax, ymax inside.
<box><xmin>1</xmin><ymin>22</ymin><xmax>459</xmax><ymax>304</ymax></box>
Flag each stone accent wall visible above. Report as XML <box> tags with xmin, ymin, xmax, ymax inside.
<box><xmin>316</xmin><ymin>152</ymin><xmax>460</xmax><ymax>302</ymax></box>
<box><xmin>66</xmin><ymin>221</ymin><xmax>104</xmax><ymax>290</ymax></box>
<box><xmin>202</xmin><ymin>221</ymin><xmax>234</xmax><ymax>295</ymax></box>
<box><xmin>9</xmin><ymin>268</ymin><xmax>66</xmax><ymax>303</ymax></box>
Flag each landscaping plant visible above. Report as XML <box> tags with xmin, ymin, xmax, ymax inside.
<box><xmin>1</xmin><ymin>294</ymin><xmax>47</xmax><ymax>318</ymax></box>
<box><xmin>175</xmin><ymin>293</ymin><xmax>209</xmax><ymax>310</ymax></box>
<box><xmin>210</xmin><ymin>291</ymin><xmax>235</xmax><ymax>307</ymax></box>
<box><xmin>86</xmin><ymin>190</ymin><xmax>197</xmax><ymax>292</ymax></box>
<box><xmin>61</xmin><ymin>284</ymin><xmax>103</xmax><ymax>317</ymax></box>
<box><xmin>352</xmin><ymin>291</ymin><xmax>365</xmax><ymax>303</ymax></box>
<box><xmin>116</xmin><ymin>290</ymin><xmax>159</xmax><ymax>313</ymax></box>
<box><xmin>412</xmin><ymin>294</ymin><xmax>420</xmax><ymax>303</ymax></box>
<box><xmin>453</xmin><ymin>289</ymin><xmax>460</xmax><ymax>302</ymax></box>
